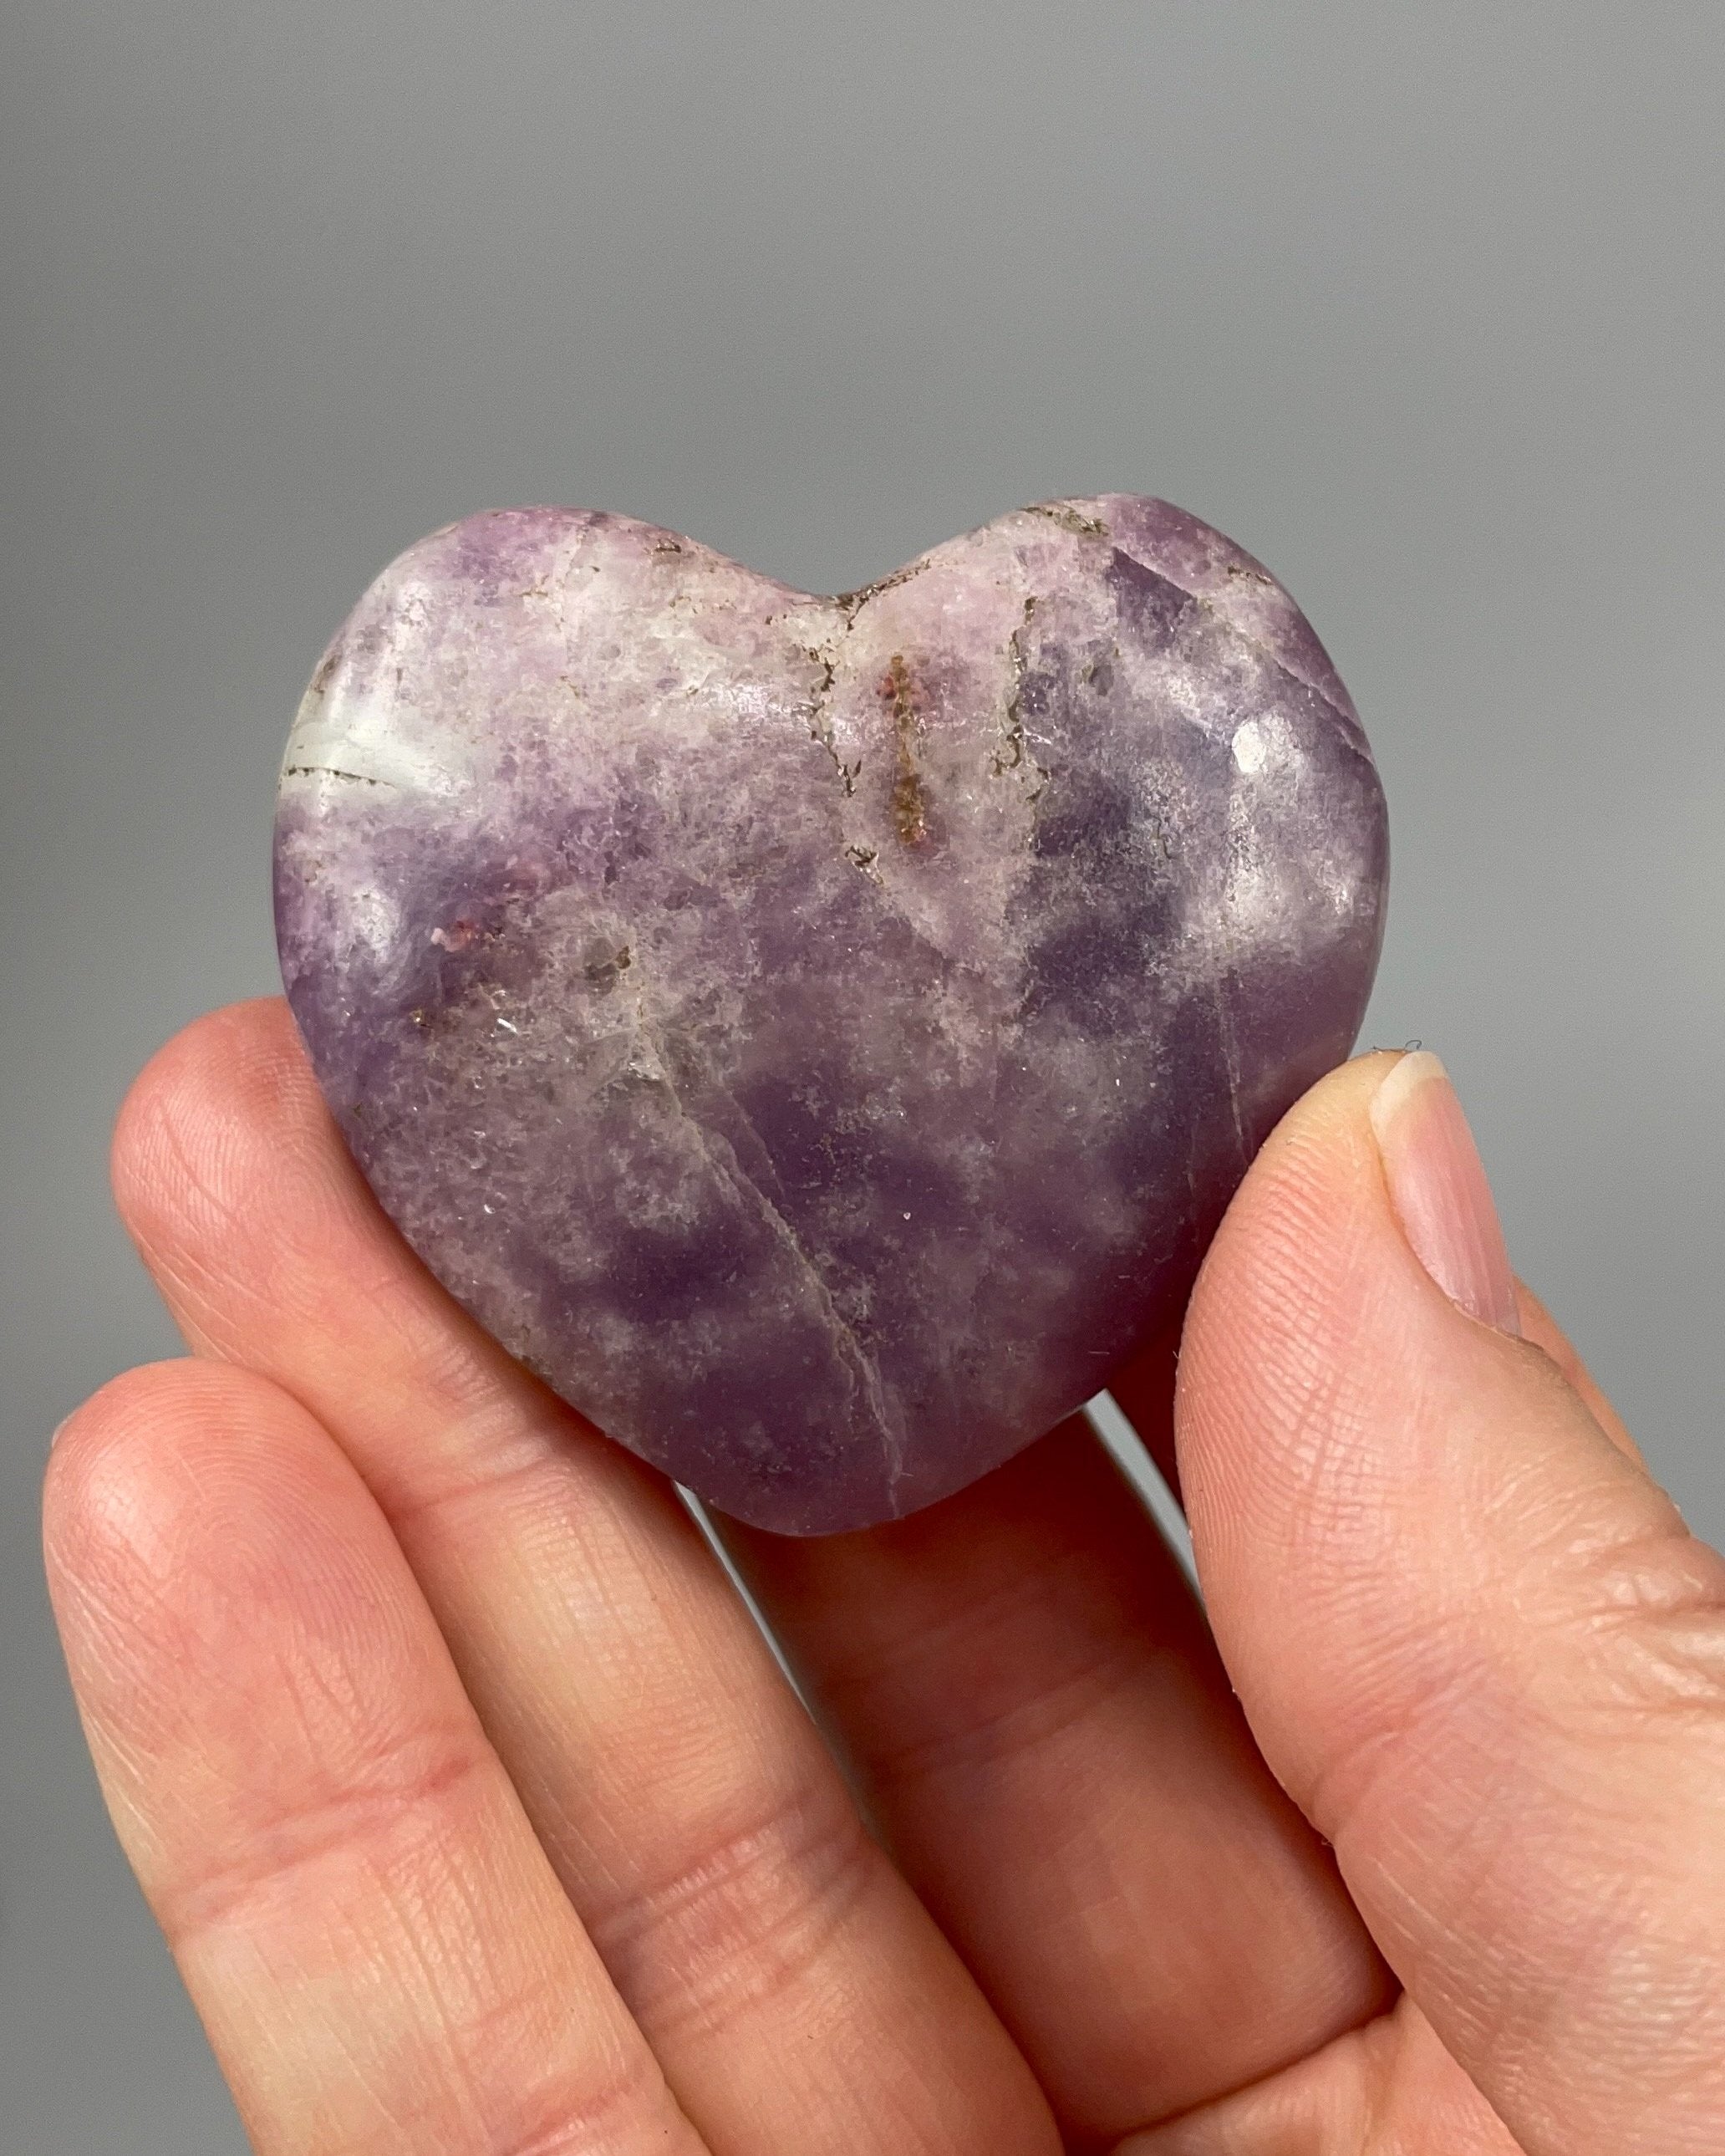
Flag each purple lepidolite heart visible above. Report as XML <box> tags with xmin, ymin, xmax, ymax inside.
<box><xmin>274</xmin><ymin>497</ymin><xmax>1387</xmax><ymax>1533</ymax></box>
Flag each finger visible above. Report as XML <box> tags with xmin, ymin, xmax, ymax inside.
<box><xmin>722</xmin><ymin>1408</ymin><xmax>1392</xmax><ymax>2144</ymax></box>
<box><xmin>44</xmin><ymin>1359</ymin><xmax>705</xmax><ymax>2156</ymax></box>
<box><xmin>114</xmin><ymin>1003</ymin><xmax>1057</xmax><ymax>2156</ymax></box>
<box><xmin>1123</xmin><ymin>1995</ymin><xmax>1519</xmax><ymax>2155</ymax></box>
<box><xmin>1178</xmin><ymin>1049</ymin><xmax>1725</xmax><ymax>2154</ymax></box>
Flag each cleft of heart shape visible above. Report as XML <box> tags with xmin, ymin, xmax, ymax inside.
<box><xmin>275</xmin><ymin>496</ymin><xmax>1388</xmax><ymax>1533</ymax></box>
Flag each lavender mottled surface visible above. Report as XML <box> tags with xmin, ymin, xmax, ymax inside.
<box><xmin>274</xmin><ymin>497</ymin><xmax>1388</xmax><ymax>1533</ymax></box>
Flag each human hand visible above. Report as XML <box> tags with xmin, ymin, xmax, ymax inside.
<box><xmin>44</xmin><ymin>1003</ymin><xmax>1724</xmax><ymax>2153</ymax></box>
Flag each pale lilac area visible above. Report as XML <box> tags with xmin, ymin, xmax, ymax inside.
<box><xmin>274</xmin><ymin>497</ymin><xmax>1388</xmax><ymax>1533</ymax></box>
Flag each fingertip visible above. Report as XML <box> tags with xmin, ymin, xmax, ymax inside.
<box><xmin>1178</xmin><ymin>1047</ymin><xmax>1530</xmax><ymax>1460</ymax></box>
<box><xmin>45</xmin><ymin>1358</ymin><xmax>309</xmax><ymax>1557</ymax></box>
<box><xmin>43</xmin><ymin>1362</ymin><xmax>335</xmax><ymax>1690</ymax></box>
<box><xmin>43</xmin><ymin>1357</ymin><xmax>423</xmax><ymax>1796</ymax></box>
<box><xmin>109</xmin><ymin>1000</ymin><xmax>373</xmax><ymax>1367</ymax></box>
<box><xmin>110</xmin><ymin>999</ymin><xmax>309</xmax><ymax>1241</ymax></box>
<box><xmin>43</xmin><ymin>1363</ymin><xmax>169</xmax><ymax>1596</ymax></box>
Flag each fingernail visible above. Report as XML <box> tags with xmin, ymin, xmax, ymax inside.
<box><xmin>1369</xmin><ymin>1051</ymin><xmax>1520</xmax><ymax>1335</ymax></box>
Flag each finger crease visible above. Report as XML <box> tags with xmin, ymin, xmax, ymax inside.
<box><xmin>581</xmin><ymin>1776</ymin><xmax>879</xmax><ymax>2031</ymax></box>
<box><xmin>157</xmin><ymin>1723</ymin><xmax>494</xmax><ymax>1949</ymax></box>
<box><xmin>862</xmin><ymin>1621</ymin><xmax>1148</xmax><ymax>1787</ymax></box>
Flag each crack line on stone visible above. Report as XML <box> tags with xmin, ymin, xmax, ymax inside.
<box><xmin>827</xmin><ymin>555</ymin><xmax>931</xmax><ymax>619</ymax></box>
<box><xmin>282</xmin><ymin>764</ymin><xmax>398</xmax><ymax>789</ymax></box>
<box><xmin>800</xmin><ymin>559</ymin><xmax>937</xmax><ymax>806</ymax></box>
<box><xmin>1209</xmin><ymin>959</ymin><xmax>1249</xmax><ymax>1174</ymax></box>
<box><xmin>801</xmin><ymin>646</ymin><xmax>860</xmax><ymax>798</ymax></box>
<box><xmin>1209</xmin><ymin>785</ymin><xmax>1253</xmax><ymax>1175</ymax></box>
<box><xmin>1024</xmin><ymin>502</ymin><xmax>1109</xmax><ymax>538</ymax></box>
<box><xmin>990</xmin><ymin>604</ymin><xmax>1051</xmax><ymax>799</ymax></box>
<box><xmin>701</xmin><ymin>1107</ymin><xmax>908</xmax><ymax>1496</ymax></box>
<box><xmin>706</xmin><ymin>1081</ymin><xmax>908</xmax><ymax>1495</ymax></box>
<box><xmin>623</xmin><ymin>981</ymin><xmax>908</xmax><ymax>1496</ymax></box>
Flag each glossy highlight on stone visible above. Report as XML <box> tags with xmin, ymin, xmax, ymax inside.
<box><xmin>274</xmin><ymin>497</ymin><xmax>1388</xmax><ymax>1533</ymax></box>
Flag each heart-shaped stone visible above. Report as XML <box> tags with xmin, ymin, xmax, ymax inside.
<box><xmin>275</xmin><ymin>497</ymin><xmax>1387</xmax><ymax>1533</ymax></box>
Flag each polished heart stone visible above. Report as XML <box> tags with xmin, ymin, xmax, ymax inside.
<box><xmin>274</xmin><ymin>497</ymin><xmax>1388</xmax><ymax>1533</ymax></box>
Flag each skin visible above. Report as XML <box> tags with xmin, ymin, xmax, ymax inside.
<box><xmin>44</xmin><ymin>999</ymin><xmax>1725</xmax><ymax>2153</ymax></box>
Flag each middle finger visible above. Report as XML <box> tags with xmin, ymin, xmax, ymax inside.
<box><xmin>725</xmin><ymin>1388</ymin><xmax>1392</xmax><ymax>2145</ymax></box>
<box><xmin>114</xmin><ymin>1001</ymin><xmax>1058</xmax><ymax>2156</ymax></box>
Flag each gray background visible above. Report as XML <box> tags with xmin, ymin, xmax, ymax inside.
<box><xmin>3</xmin><ymin>3</ymin><xmax>1722</xmax><ymax>2147</ymax></box>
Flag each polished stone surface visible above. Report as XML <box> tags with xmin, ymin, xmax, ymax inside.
<box><xmin>275</xmin><ymin>497</ymin><xmax>1388</xmax><ymax>1532</ymax></box>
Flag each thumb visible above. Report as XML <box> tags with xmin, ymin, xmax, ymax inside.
<box><xmin>1178</xmin><ymin>1049</ymin><xmax>1725</xmax><ymax>2156</ymax></box>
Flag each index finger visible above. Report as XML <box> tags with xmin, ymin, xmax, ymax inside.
<box><xmin>45</xmin><ymin>1358</ymin><xmax>706</xmax><ymax>2156</ymax></box>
